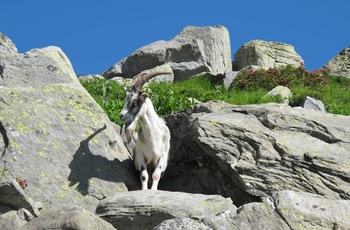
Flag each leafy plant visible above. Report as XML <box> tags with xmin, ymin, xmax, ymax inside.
<box><xmin>80</xmin><ymin>79</ymin><xmax>126</xmax><ymax>124</ymax></box>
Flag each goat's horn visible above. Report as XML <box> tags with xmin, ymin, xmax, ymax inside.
<box><xmin>130</xmin><ymin>71</ymin><xmax>171</xmax><ymax>92</ymax></box>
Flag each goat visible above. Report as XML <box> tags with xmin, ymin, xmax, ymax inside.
<box><xmin>120</xmin><ymin>71</ymin><xmax>171</xmax><ymax>190</ymax></box>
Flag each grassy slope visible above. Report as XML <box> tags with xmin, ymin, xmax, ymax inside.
<box><xmin>80</xmin><ymin>69</ymin><xmax>350</xmax><ymax>126</ymax></box>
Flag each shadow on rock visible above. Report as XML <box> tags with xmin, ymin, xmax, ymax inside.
<box><xmin>68</xmin><ymin>124</ymin><xmax>138</xmax><ymax>196</ymax></box>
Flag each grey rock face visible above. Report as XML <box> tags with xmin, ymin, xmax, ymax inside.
<box><xmin>232</xmin><ymin>190</ymin><xmax>350</xmax><ymax>229</ymax></box>
<box><xmin>18</xmin><ymin>206</ymin><xmax>115</xmax><ymax>230</ymax></box>
<box><xmin>324</xmin><ymin>47</ymin><xmax>350</xmax><ymax>78</ymax></box>
<box><xmin>264</xmin><ymin>86</ymin><xmax>292</xmax><ymax>104</ymax></box>
<box><xmin>102</xmin><ymin>25</ymin><xmax>232</xmax><ymax>82</ymax></box>
<box><xmin>153</xmin><ymin>217</ymin><xmax>211</xmax><ymax>230</ymax></box>
<box><xmin>272</xmin><ymin>190</ymin><xmax>350</xmax><ymax>229</ymax></box>
<box><xmin>232</xmin><ymin>40</ymin><xmax>304</xmax><ymax>70</ymax></box>
<box><xmin>299</xmin><ymin>96</ymin><xmax>326</xmax><ymax>112</ymax></box>
<box><xmin>0</xmin><ymin>180</ymin><xmax>40</xmax><ymax>217</ymax></box>
<box><xmin>96</xmin><ymin>190</ymin><xmax>236</xmax><ymax>230</ymax></box>
<box><xmin>164</xmin><ymin>101</ymin><xmax>350</xmax><ymax>205</ymax></box>
<box><xmin>0</xmin><ymin>33</ymin><xmax>139</xmax><ymax>215</ymax></box>
<box><xmin>0</xmin><ymin>32</ymin><xmax>17</xmax><ymax>54</ymax></box>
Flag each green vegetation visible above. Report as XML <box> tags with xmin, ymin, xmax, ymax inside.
<box><xmin>80</xmin><ymin>64</ymin><xmax>350</xmax><ymax>126</ymax></box>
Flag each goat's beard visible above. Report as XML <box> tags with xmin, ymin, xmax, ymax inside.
<box><xmin>125</xmin><ymin>119</ymin><xmax>137</xmax><ymax>143</ymax></box>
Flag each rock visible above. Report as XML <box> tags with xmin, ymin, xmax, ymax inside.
<box><xmin>0</xmin><ymin>32</ymin><xmax>17</xmax><ymax>54</ymax></box>
<box><xmin>0</xmin><ymin>215</ymin><xmax>19</xmax><ymax>230</ymax></box>
<box><xmin>96</xmin><ymin>190</ymin><xmax>236</xmax><ymax>230</ymax></box>
<box><xmin>140</xmin><ymin>63</ymin><xmax>174</xmax><ymax>83</ymax></box>
<box><xmin>299</xmin><ymin>96</ymin><xmax>326</xmax><ymax>112</ymax></box>
<box><xmin>0</xmin><ymin>33</ymin><xmax>139</xmax><ymax>214</ymax></box>
<box><xmin>264</xmin><ymin>86</ymin><xmax>292</xmax><ymax>104</ymax></box>
<box><xmin>222</xmin><ymin>71</ymin><xmax>239</xmax><ymax>88</ymax></box>
<box><xmin>164</xmin><ymin>101</ymin><xmax>350</xmax><ymax>206</ymax></box>
<box><xmin>0</xmin><ymin>180</ymin><xmax>41</xmax><ymax>217</ymax></box>
<box><xmin>232</xmin><ymin>190</ymin><xmax>350</xmax><ymax>229</ymax></box>
<box><xmin>153</xmin><ymin>217</ymin><xmax>211</xmax><ymax>230</ymax></box>
<box><xmin>18</xmin><ymin>206</ymin><xmax>115</xmax><ymax>230</ymax></box>
<box><xmin>102</xmin><ymin>25</ymin><xmax>232</xmax><ymax>82</ymax></box>
<box><xmin>324</xmin><ymin>47</ymin><xmax>350</xmax><ymax>78</ymax></box>
<box><xmin>77</xmin><ymin>74</ymin><xmax>104</xmax><ymax>82</ymax></box>
<box><xmin>232</xmin><ymin>201</ymin><xmax>290</xmax><ymax>229</ymax></box>
<box><xmin>232</xmin><ymin>40</ymin><xmax>304</xmax><ymax>70</ymax></box>
<box><xmin>273</xmin><ymin>190</ymin><xmax>350</xmax><ymax>229</ymax></box>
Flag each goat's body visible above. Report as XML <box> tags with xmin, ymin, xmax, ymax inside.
<box><xmin>121</xmin><ymin>89</ymin><xmax>170</xmax><ymax>190</ymax></box>
<box><xmin>133</xmin><ymin>100</ymin><xmax>170</xmax><ymax>189</ymax></box>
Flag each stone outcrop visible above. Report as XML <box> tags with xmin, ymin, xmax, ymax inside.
<box><xmin>264</xmin><ymin>86</ymin><xmax>292</xmax><ymax>104</ymax></box>
<box><xmin>232</xmin><ymin>40</ymin><xmax>304</xmax><ymax>70</ymax></box>
<box><xmin>0</xmin><ymin>33</ymin><xmax>139</xmax><ymax>217</ymax></box>
<box><xmin>299</xmin><ymin>96</ymin><xmax>326</xmax><ymax>112</ymax></box>
<box><xmin>232</xmin><ymin>190</ymin><xmax>350</xmax><ymax>229</ymax></box>
<box><xmin>18</xmin><ymin>206</ymin><xmax>115</xmax><ymax>230</ymax></box>
<box><xmin>324</xmin><ymin>47</ymin><xmax>350</xmax><ymax>78</ymax></box>
<box><xmin>164</xmin><ymin>101</ymin><xmax>350</xmax><ymax>205</ymax></box>
<box><xmin>102</xmin><ymin>25</ymin><xmax>232</xmax><ymax>82</ymax></box>
<box><xmin>96</xmin><ymin>190</ymin><xmax>236</xmax><ymax>230</ymax></box>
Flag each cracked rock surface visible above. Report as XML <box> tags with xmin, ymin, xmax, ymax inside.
<box><xmin>164</xmin><ymin>101</ymin><xmax>350</xmax><ymax>205</ymax></box>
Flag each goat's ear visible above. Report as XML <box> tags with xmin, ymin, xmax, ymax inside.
<box><xmin>140</xmin><ymin>93</ymin><xmax>149</xmax><ymax>102</ymax></box>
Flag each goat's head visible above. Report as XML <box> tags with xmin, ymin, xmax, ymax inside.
<box><xmin>119</xmin><ymin>71</ymin><xmax>171</xmax><ymax>143</ymax></box>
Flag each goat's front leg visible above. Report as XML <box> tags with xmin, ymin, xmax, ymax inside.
<box><xmin>151</xmin><ymin>153</ymin><xmax>168</xmax><ymax>190</ymax></box>
<box><xmin>134</xmin><ymin>150</ymin><xmax>149</xmax><ymax>190</ymax></box>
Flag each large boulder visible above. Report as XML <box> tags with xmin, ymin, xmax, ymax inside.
<box><xmin>232</xmin><ymin>40</ymin><xmax>304</xmax><ymax>70</ymax></box>
<box><xmin>102</xmin><ymin>25</ymin><xmax>232</xmax><ymax>82</ymax></box>
<box><xmin>164</xmin><ymin>101</ymin><xmax>350</xmax><ymax>206</ymax></box>
<box><xmin>96</xmin><ymin>190</ymin><xmax>236</xmax><ymax>230</ymax></box>
<box><xmin>232</xmin><ymin>190</ymin><xmax>350</xmax><ymax>229</ymax></box>
<box><xmin>18</xmin><ymin>206</ymin><xmax>115</xmax><ymax>230</ymax></box>
<box><xmin>324</xmin><ymin>47</ymin><xmax>350</xmax><ymax>78</ymax></box>
<box><xmin>0</xmin><ymin>33</ymin><xmax>139</xmax><ymax>216</ymax></box>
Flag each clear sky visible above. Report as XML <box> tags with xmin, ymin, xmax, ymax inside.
<box><xmin>2</xmin><ymin>0</ymin><xmax>349</xmax><ymax>75</ymax></box>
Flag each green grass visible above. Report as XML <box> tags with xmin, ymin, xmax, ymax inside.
<box><xmin>80</xmin><ymin>66</ymin><xmax>350</xmax><ymax>126</ymax></box>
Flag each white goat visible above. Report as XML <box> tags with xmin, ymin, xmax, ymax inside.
<box><xmin>120</xmin><ymin>71</ymin><xmax>171</xmax><ymax>190</ymax></box>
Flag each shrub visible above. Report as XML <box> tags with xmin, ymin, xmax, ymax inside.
<box><xmin>231</xmin><ymin>63</ymin><xmax>330</xmax><ymax>90</ymax></box>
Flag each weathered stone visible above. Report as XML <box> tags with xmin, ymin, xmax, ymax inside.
<box><xmin>0</xmin><ymin>32</ymin><xmax>17</xmax><ymax>54</ymax></box>
<box><xmin>77</xmin><ymin>74</ymin><xmax>104</xmax><ymax>82</ymax></box>
<box><xmin>18</xmin><ymin>206</ymin><xmax>115</xmax><ymax>230</ymax></box>
<box><xmin>232</xmin><ymin>40</ymin><xmax>304</xmax><ymax>70</ymax></box>
<box><xmin>141</xmin><ymin>63</ymin><xmax>174</xmax><ymax>83</ymax></box>
<box><xmin>164</xmin><ymin>101</ymin><xmax>350</xmax><ymax>206</ymax></box>
<box><xmin>0</xmin><ymin>33</ymin><xmax>139</xmax><ymax>214</ymax></box>
<box><xmin>264</xmin><ymin>86</ymin><xmax>292</xmax><ymax>104</ymax></box>
<box><xmin>96</xmin><ymin>190</ymin><xmax>236</xmax><ymax>230</ymax></box>
<box><xmin>299</xmin><ymin>96</ymin><xmax>326</xmax><ymax>112</ymax></box>
<box><xmin>273</xmin><ymin>190</ymin><xmax>350</xmax><ymax>229</ymax></box>
<box><xmin>102</xmin><ymin>25</ymin><xmax>232</xmax><ymax>82</ymax></box>
<box><xmin>0</xmin><ymin>179</ymin><xmax>41</xmax><ymax>217</ymax></box>
<box><xmin>222</xmin><ymin>71</ymin><xmax>239</xmax><ymax>88</ymax></box>
<box><xmin>0</xmin><ymin>45</ymin><xmax>78</xmax><ymax>87</ymax></box>
<box><xmin>0</xmin><ymin>206</ymin><xmax>35</xmax><ymax>229</ymax></box>
<box><xmin>232</xmin><ymin>202</ymin><xmax>290</xmax><ymax>229</ymax></box>
<box><xmin>174</xmin><ymin>25</ymin><xmax>232</xmax><ymax>76</ymax></box>
<box><xmin>324</xmin><ymin>47</ymin><xmax>350</xmax><ymax>78</ymax></box>
<box><xmin>0</xmin><ymin>215</ymin><xmax>19</xmax><ymax>230</ymax></box>
<box><xmin>153</xmin><ymin>217</ymin><xmax>211</xmax><ymax>230</ymax></box>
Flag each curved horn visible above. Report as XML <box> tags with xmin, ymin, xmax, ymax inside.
<box><xmin>130</xmin><ymin>71</ymin><xmax>171</xmax><ymax>92</ymax></box>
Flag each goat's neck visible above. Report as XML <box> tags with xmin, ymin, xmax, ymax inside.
<box><xmin>140</xmin><ymin>99</ymin><xmax>162</xmax><ymax>132</ymax></box>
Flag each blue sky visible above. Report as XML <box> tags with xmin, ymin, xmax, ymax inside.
<box><xmin>2</xmin><ymin>1</ymin><xmax>349</xmax><ymax>75</ymax></box>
